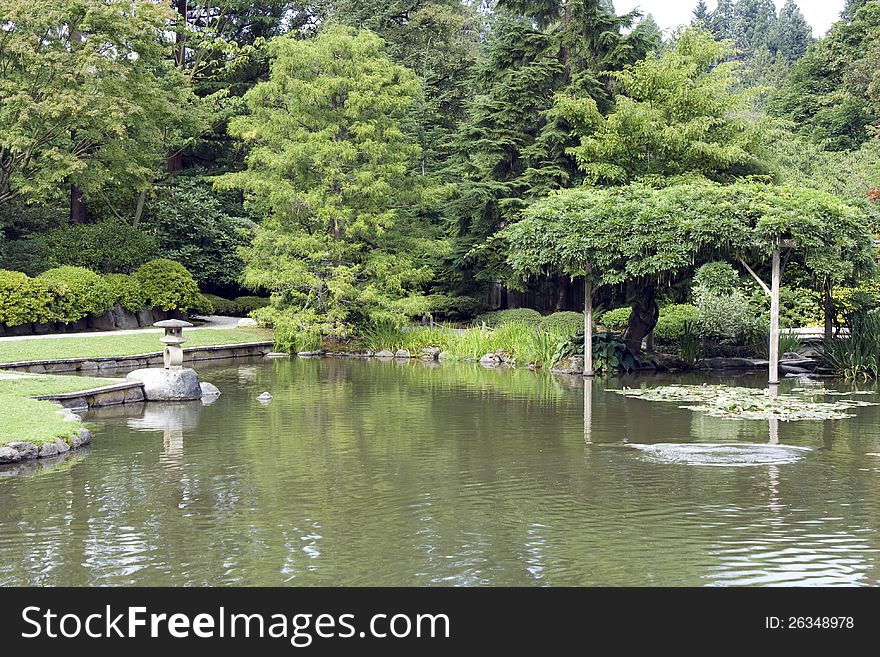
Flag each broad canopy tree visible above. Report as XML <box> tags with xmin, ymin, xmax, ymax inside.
<box><xmin>0</xmin><ymin>0</ymin><xmax>202</xmax><ymax>218</ymax></box>
<box><xmin>502</xmin><ymin>180</ymin><xmax>875</xmax><ymax>376</ymax></box>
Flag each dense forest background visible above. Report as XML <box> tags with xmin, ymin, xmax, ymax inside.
<box><xmin>1</xmin><ymin>0</ymin><xmax>879</xmax><ymax>338</ymax></box>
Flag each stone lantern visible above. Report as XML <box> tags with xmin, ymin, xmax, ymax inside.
<box><xmin>154</xmin><ymin>319</ymin><xmax>193</xmax><ymax>369</ymax></box>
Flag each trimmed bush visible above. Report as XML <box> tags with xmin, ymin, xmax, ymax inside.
<box><xmin>133</xmin><ymin>259</ymin><xmax>201</xmax><ymax>312</ymax></box>
<box><xmin>539</xmin><ymin>311</ymin><xmax>585</xmax><ymax>335</ymax></box>
<box><xmin>0</xmin><ymin>270</ymin><xmax>56</xmax><ymax>326</ymax></box>
<box><xmin>104</xmin><ymin>274</ymin><xmax>146</xmax><ymax>312</ymax></box>
<box><xmin>654</xmin><ymin>304</ymin><xmax>700</xmax><ymax>342</ymax></box>
<box><xmin>198</xmin><ymin>294</ymin><xmax>234</xmax><ymax>315</ymax></box>
<box><xmin>38</xmin><ymin>266</ymin><xmax>113</xmax><ymax>323</ymax></box>
<box><xmin>233</xmin><ymin>295</ymin><xmax>270</xmax><ymax>315</ymax></box>
<box><xmin>693</xmin><ymin>261</ymin><xmax>739</xmax><ymax>293</ymax></box>
<box><xmin>475</xmin><ymin>308</ymin><xmax>542</xmax><ymax>327</ymax></box>
<box><xmin>600</xmin><ymin>307</ymin><xmax>632</xmax><ymax>330</ymax></box>
<box><xmin>423</xmin><ymin>294</ymin><xmax>485</xmax><ymax>321</ymax></box>
<box><xmin>37</xmin><ymin>219</ymin><xmax>158</xmax><ymax>274</ymax></box>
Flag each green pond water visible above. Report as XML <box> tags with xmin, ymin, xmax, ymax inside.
<box><xmin>2</xmin><ymin>358</ymin><xmax>880</xmax><ymax>586</ymax></box>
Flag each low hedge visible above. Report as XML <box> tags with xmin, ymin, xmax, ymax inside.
<box><xmin>0</xmin><ymin>260</ymin><xmax>203</xmax><ymax>328</ymax></box>
<box><xmin>538</xmin><ymin>311</ymin><xmax>584</xmax><ymax>335</ymax></box>
<box><xmin>600</xmin><ymin>307</ymin><xmax>632</xmax><ymax>330</ymax></box>
<box><xmin>475</xmin><ymin>308</ymin><xmax>543</xmax><ymax>327</ymax></box>
<box><xmin>653</xmin><ymin>304</ymin><xmax>700</xmax><ymax>342</ymax></box>
<box><xmin>38</xmin><ymin>266</ymin><xmax>114</xmax><ymax>323</ymax></box>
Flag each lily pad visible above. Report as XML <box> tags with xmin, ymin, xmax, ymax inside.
<box><xmin>613</xmin><ymin>384</ymin><xmax>877</xmax><ymax>421</ymax></box>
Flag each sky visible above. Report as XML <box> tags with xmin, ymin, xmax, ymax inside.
<box><xmin>613</xmin><ymin>1</ymin><xmax>846</xmax><ymax>38</ymax></box>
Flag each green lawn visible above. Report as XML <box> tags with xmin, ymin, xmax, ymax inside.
<box><xmin>0</xmin><ymin>327</ymin><xmax>272</xmax><ymax>364</ymax></box>
<box><xmin>0</xmin><ymin>373</ymin><xmax>122</xmax><ymax>448</ymax></box>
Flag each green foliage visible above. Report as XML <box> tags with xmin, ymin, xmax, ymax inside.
<box><xmin>133</xmin><ymin>259</ymin><xmax>201</xmax><ymax>312</ymax></box>
<box><xmin>35</xmin><ymin>220</ymin><xmax>158</xmax><ymax>274</ymax></box>
<box><xmin>553</xmin><ymin>330</ymin><xmax>639</xmax><ymax>373</ymax></box>
<box><xmin>37</xmin><ymin>266</ymin><xmax>113</xmax><ymax>322</ymax></box>
<box><xmin>233</xmin><ymin>296</ymin><xmax>270</xmax><ymax>316</ymax></box>
<box><xmin>693</xmin><ymin>262</ymin><xmax>739</xmax><ymax>294</ymax></box>
<box><xmin>695</xmin><ymin>287</ymin><xmax>762</xmax><ymax>342</ymax></box>
<box><xmin>744</xmin><ymin>283</ymin><xmax>824</xmax><ymax>328</ymax></box>
<box><xmin>505</xmin><ymin>180</ymin><xmax>875</xmax><ymax>290</ymax></box>
<box><xmin>0</xmin><ymin>0</ymin><xmax>203</xmax><ymax>207</ymax></box>
<box><xmin>771</xmin><ymin>1</ymin><xmax>880</xmax><ymax>151</ymax></box>
<box><xmin>103</xmin><ymin>273</ymin><xmax>146</xmax><ymax>312</ymax></box>
<box><xmin>677</xmin><ymin>321</ymin><xmax>704</xmax><ymax>365</ymax></box>
<box><xmin>475</xmin><ymin>308</ymin><xmax>543</xmax><ymax>327</ymax></box>
<box><xmin>139</xmin><ymin>177</ymin><xmax>255</xmax><ymax>289</ymax></box>
<box><xmin>822</xmin><ymin>312</ymin><xmax>880</xmax><ymax>380</ymax></box>
<box><xmin>218</xmin><ymin>27</ymin><xmax>435</xmax><ymax>337</ymax></box>
<box><xmin>448</xmin><ymin>2</ymin><xmax>657</xmax><ymax>286</ymax></box>
<box><xmin>0</xmin><ymin>269</ymin><xmax>56</xmax><ymax>326</ymax></box>
<box><xmin>538</xmin><ymin>311</ymin><xmax>584</xmax><ymax>335</ymax></box>
<box><xmin>562</xmin><ymin>28</ymin><xmax>768</xmax><ymax>185</ymax></box>
<box><xmin>654</xmin><ymin>304</ymin><xmax>701</xmax><ymax>342</ymax></box>
<box><xmin>422</xmin><ymin>294</ymin><xmax>485</xmax><ymax>321</ymax></box>
<box><xmin>600</xmin><ymin>307</ymin><xmax>632</xmax><ymax>330</ymax></box>
<box><xmin>443</xmin><ymin>321</ymin><xmax>566</xmax><ymax>367</ymax></box>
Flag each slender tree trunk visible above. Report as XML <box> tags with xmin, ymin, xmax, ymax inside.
<box><xmin>769</xmin><ymin>248</ymin><xmax>781</xmax><ymax>385</ymax></box>
<box><xmin>554</xmin><ymin>274</ymin><xmax>569</xmax><ymax>310</ymax></box>
<box><xmin>584</xmin><ymin>272</ymin><xmax>594</xmax><ymax>377</ymax></box>
<box><xmin>623</xmin><ymin>281</ymin><xmax>659</xmax><ymax>355</ymax></box>
<box><xmin>133</xmin><ymin>189</ymin><xmax>147</xmax><ymax>227</ymax></box>
<box><xmin>69</xmin><ymin>26</ymin><xmax>86</xmax><ymax>224</ymax></box>
<box><xmin>823</xmin><ymin>277</ymin><xmax>834</xmax><ymax>342</ymax></box>
<box><xmin>70</xmin><ymin>185</ymin><xmax>86</xmax><ymax>224</ymax></box>
<box><xmin>167</xmin><ymin>0</ymin><xmax>187</xmax><ymax>174</ymax></box>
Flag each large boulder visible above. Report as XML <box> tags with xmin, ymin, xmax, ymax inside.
<box><xmin>550</xmin><ymin>356</ymin><xmax>585</xmax><ymax>375</ymax></box>
<box><xmin>111</xmin><ymin>304</ymin><xmax>140</xmax><ymax>329</ymax></box>
<box><xmin>126</xmin><ymin>368</ymin><xmax>203</xmax><ymax>401</ymax></box>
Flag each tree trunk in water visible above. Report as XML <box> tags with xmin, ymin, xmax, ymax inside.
<box><xmin>70</xmin><ymin>185</ymin><xmax>86</xmax><ymax>224</ymax></box>
<box><xmin>623</xmin><ymin>282</ymin><xmax>659</xmax><ymax>355</ymax></box>
<box><xmin>824</xmin><ymin>277</ymin><xmax>834</xmax><ymax>342</ymax></box>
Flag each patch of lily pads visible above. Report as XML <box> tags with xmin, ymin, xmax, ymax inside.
<box><xmin>614</xmin><ymin>384</ymin><xmax>878</xmax><ymax>421</ymax></box>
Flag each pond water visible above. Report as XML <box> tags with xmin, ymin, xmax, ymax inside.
<box><xmin>2</xmin><ymin>358</ymin><xmax>880</xmax><ymax>586</ymax></box>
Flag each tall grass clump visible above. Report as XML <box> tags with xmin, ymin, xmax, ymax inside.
<box><xmin>822</xmin><ymin>312</ymin><xmax>880</xmax><ymax>381</ymax></box>
<box><xmin>677</xmin><ymin>321</ymin><xmax>703</xmax><ymax>366</ymax></box>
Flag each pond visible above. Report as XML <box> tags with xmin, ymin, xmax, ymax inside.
<box><xmin>2</xmin><ymin>358</ymin><xmax>880</xmax><ymax>586</ymax></box>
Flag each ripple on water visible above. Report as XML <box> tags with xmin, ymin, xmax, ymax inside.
<box><xmin>625</xmin><ymin>443</ymin><xmax>812</xmax><ymax>467</ymax></box>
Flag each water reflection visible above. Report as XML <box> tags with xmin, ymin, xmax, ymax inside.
<box><xmin>1</xmin><ymin>359</ymin><xmax>879</xmax><ymax>586</ymax></box>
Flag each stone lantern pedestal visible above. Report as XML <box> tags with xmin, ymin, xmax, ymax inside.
<box><xmin>126</xmin><ymin>319</ymin><xmax>202</xmax><ymax>401</ymax></box>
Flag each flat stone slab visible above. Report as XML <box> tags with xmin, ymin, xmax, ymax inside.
<box><xmin>702</xmin><ymin>357</ymin><xmax>769</xmax><ymax>370</ymax></box>
<box><xmin>127</xmin><ymin>368</ymin><xmax>202</xmax><ymax>401</ymax></box>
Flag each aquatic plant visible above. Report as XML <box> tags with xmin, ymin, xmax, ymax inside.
<box><xmin>677</xmin><ymin>321</ymin><xmax>703</xmax><ymax>365</ymax></box>
<box><xmin>822</xmin><ymin>312</ymin><xmax>880</xmax><ymax>381</ymax></box>
<box><xmin>553</xmin><ymin>331</ymin><xmax>639</xmax><ymax>373</ymax></box>
<box><xmin>614</xmin><ymin>384</ymin><xmax>877</xmax><ymax>421</ymax></box>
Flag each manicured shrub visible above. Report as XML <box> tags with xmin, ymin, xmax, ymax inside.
<box><xmin>423</xmin><ymin>294</ymin><xmax>485</xmax><ymax>321</ymax></box>
<box><xmin>36</xmin><ymin>219</ymin><xmax>158</xmax><ymax>273</ymax></box>
<box><xmin>539</xmin><ymin>311</ymin><xmax>585</xmax><ymax>335</ymax></box>
<box><xmin>475</xmin><ymin>308</ymin><xmax>542</xmax><ymax>327</ymax></box>
<box><xmin>695</xmin><ymin>288</ymin><xmax>762</xmax><ymax>342</ymax></box>
<box><xmin>38</xmin><ymin>266</ymin><xmax>114</xmax><ymax>323</ymax></box>
<box><xmin>600</xmin><ymin>306</ymin><xmax>632</xmax><ymax>330</ymax></box>
<box><xmin>199</xmin><ymin>294</ymin><xmax>235</xmax><ymax>315</ymax></box>
<box><xmin>133</xmin><ymin>259</ymin><xmax>201</xmax><ymax>312</ymax></box>
<box><xmin>0</xmin><ymin>270</ymin><xmax>56</xmax><ymax>326</ymax></box>
<box><xmin>103</xmin><ymin>273</ymin><xmax>146</xmax><ymax>312</ymax></box>
<box><xmin>654</xmin><ymin>304</ymin><xmax>700</xmax><ymax>342</ymax></box>
<box><xmin>233</xmin><ymin>295</ymin><xmax>270</xmax><ymax>315</ymax></box>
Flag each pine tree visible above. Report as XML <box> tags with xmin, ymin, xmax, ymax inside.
<box><xmin>217</xmin><ymin>27</ymin><xmax>438</xmax><ymax>335</ymax></box>
<box><xmin>448</xmin><ymin>1</ymin><xmax>658</xmax><ymax>290</ymax></box>
<box><xmin>733</xmin><ymin>0</ymin><xmax>778</xmax><ymax>55</ymax></box>
<box><xmin>692</xmin><ymin>0</ymin><xmax>711</xmax><ymax>26</ymax></box>
<box><xmin>769</xmin><ymin>0</ymin><xmax>813</xmax><ymax>64</ymax></box>
<box><xmin>842</xmin><ymin>0</ymin><xmax>869</xmax><ymax>23</ymax></box>
<box><xmin>710</xmin><ymin>0</ymin><xmax>736</xmax><ymax>40</ymax></box>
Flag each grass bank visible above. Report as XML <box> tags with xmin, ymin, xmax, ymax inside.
<box><xmin>0</xmin><ymin>327</ymin><xmax>272</xmax><ymax>364</ymax></box>
<box><xmin>0</xmin><ymin>373</ymin><xmax>120</xmax><ymax>447</ymax></box>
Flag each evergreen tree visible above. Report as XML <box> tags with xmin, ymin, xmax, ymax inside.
<box><xmin>733</xmin><ymin>0</ymin><xmax>777</xmax><ymax>55</ymax></box>
<box><xmin>448</xmin><ymin>1</ymin><xmax>658</xmax><ymax>290</ymax></box>
<box><xmin>768</xmin><ymin>0</ymin><xmax>813</xmax><ymax>64</ymax></box>
<box><xmin>771</xmin><ymin>1</ymin><xmax>880</xmax><ymax>151</ymax></box>
<box><xmin>692</xmin><ymin>0</ymin><xmax>711</xmax><ymax>26</ymax></box>
<box><xmin>327</xmin><ymin>1</ymin><xmax>482</xmax><ymax>177</ymax></box>
<box><xmin>217</xmin><ymin>27</ymin><xmax>438</xmax><ymax>335</ymax></box>
<box><xmin>842</xmin><ymin>0</ymin><xmax>869</xmax><ymax>23</ymax></box>
<box><xmin>710</xmin><ymin>0</ymin><xmax>736</xmax><ymax>40</ymax></box>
